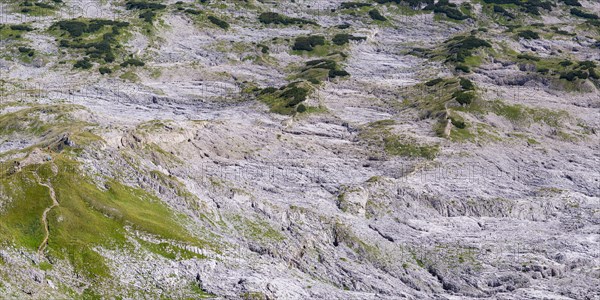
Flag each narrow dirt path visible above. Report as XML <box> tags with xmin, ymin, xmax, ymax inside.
<box><xmin>444</xmin><ymin>104</ymin><xmax>453</xmax><ymax>138</ymax></box>
<box><xmin>33</xmin><ymin>172</ymin><xmax>59</xmax><ymax>258</ymax></box>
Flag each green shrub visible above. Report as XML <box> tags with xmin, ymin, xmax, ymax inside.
<box><xmin>586</xmin><ymin>19</ymin><xmax>600</xmax><ymax>27</ymax></box>
<box><xmin>340</xmin><ymin>2</ymin><xmax>372</xmax><ymax>9</ymax></box>
<box><xmin>104</xmin><ymin>52</ymin><xmax>116</xmax><ymax>63</ymax></box>
<box><xmin>292</xmin><ymin>35</ymin><xmax>325</xmax><ymax>51</ymax></box>
<box><xmin>99</xmin><ymin>67</ymin><xmax>112</xmax><ymax>74</ymax></box>
<box><xmin>537</xmin><ymin>67</ymin><xmax>549</xmax><ymax>74</ymax></box>
<box><xmin>120</xmin><ymin>58</ymin><xmax>145</xmax><ymax>67</ymax></box>
<box><xmin>482</xmin><ymin>0</ymin><xmax>553</xmax><ymax>16</ymax></box>
<box><xmin>293</xmin><ymin>37</ymin><xmax>313</xmax><ymax>51</ymax></box>
<box><xmin>570</xmin><ymin>8</ymin><xmax>598</xmax><ymax>19</ymax></box>
<box><xmin>53</xmin><ymin>20</ymin><xmax>87</xmax><ymax>37</ymax></box>
<box><xmin>561</xmin><ymin>0</ymin><xmax>581</xmax><ymax>6</ymax></box>
<box><xmin>305</xmin><ymin>59</ymin><xmax>337</xmax><ymax>70</ymax></box>
<box><xmin>434</xmin><ymin>6</ymin><xmax>468</xmax><ymax>20</ymax></box>
<box><xmin>258</xmin><ymin>12</ymin><xmax>317</xmax><ymax>25</ymax></box>
<box><xmin>493</xmin><ymin>5</ymin><xmax>514</xmax><ymax>18</ymax></box>
<box><xmin>258</xmin><ymin>82</ymin><xmax>312</xmax><ymax>115</ymax></box>
<box><xmin>125</xmin><ymin>1</ymin><xmax>166</xmax><ymax>23</ymax></box>
<box><xmin>281</xmin><ymin>86</ymin><xmax>308</xmax><ymax>103</ymax></box>
<box><xmin>453</xmin><ymin>90</ymin><xmax>474</xmax><ymax>105</ymax></box>
<box><xmin>125</xmin><ymin>1</ymin><xmax>166</xmax><ymax>10</ymax></box>
<box><xmin>53</xmin><ymin>19</ymin><xmax>128</xmax><ymax>37</ymax></box>
<box><xmin>578</xmin><ymin>60</ymin><xmax>597</xmax><ymax>70</ymax></box>
<box><xmin>139</xmin><ymin>11</ymin><xmax>156</xmax><ymax>22</ymax></box>
<box><xmin>425</xmin><ymin>78</ymin><xmax>444</xmax><ymax>86</ymax></box>
<box><xmin>518</xmin><ymin>30</ymin><xmax>540</xmax><ymax>39</ymax></box>
<box><xmin>18</xmin><ymin>46</ymin><xmax>33</xmax><ymax>53</ymax></box>
<box><xmin>332</xmin><ymin>33</ymin><xmax>366</xmax><ymax>45</ymax></box>
<box><xmin>429</xmin><ymin>0</ymin><xmax>469</xmax><ymax>20</ymax></box>
<box><xmin>517</xmin><ymin>53</ymin><xmax>540</xmax><ymax>61</ymax></box>
<box><xmin>53</xmin><ymin>20</ymin><xmax>128</xmax><ymax>64</ymax></box>
<box><xmin>376</xmin><ymin>0</ymin><xmax>433</xmax><ymax>7</ymax></box>
<box><xmin>34</xmin><ymin>2</ymin><xmax>54</xmax><ymax>9</ymax></box>
<box><xmin>459</xmin><ymin>78</ymin><xmax>475</xmax><ymax>90</ymax></box>
<box><xmin>560</xmin><ymin>70</ymin><xmax>588</xmax><ymax>81</ymax></box>
<box><xmin>559</xmin><ymin>60</ymin><xmax>573</xmax><ymax>67</ymax></box>
<box><xmin>445</xmin><ymin>35</ymin><xmax>491</xmax><ymax>63</ymax></box>
<box><xmin>208</xmin><ymin>16</ymin><xmax>229</xmax><ymax>29</ymax></box>
<box><xmin>368</xmin><ymin>9</ymin><xmax>387</xmax><ymax>21</ymax></box>
<box><xmin>260</xmin><ymin>87</ymin><xmax>278</xmax><ymax>95</ymax></box>
<box><xmin>450</xmin><ymin>117</ymin><xmax>466</xmax><ymax>129</ymax></box>
<box><xmin>455</xmin><ymin>65</ymin><xmax>470</xmax><ymax>73</ymax></box>
<box><xmin>184</xmin><ymin>9</ymin><xmax>201</xmax><ymax>15</ymax></box>
<box><xmin>296</xmin><ymin>104</ymin><xmax>307</xmax><ymax>113</ymax></box>
<box><xmin>301</xmin><ymin>58</ymin><xmax>349</xmax><ymax>81</ymax></box>
<box><xmin>74</xmin><ymin>58</ymin><xmax>92</xmax><ymax>69</ymax></box>
<box><xmin>10</xmin><ymin>24</ymin><xmax>34</xmax><ymax>31</ymax></box>
<box><xmin>329</xmin><ymin>69</ymin><xmax>350</xmax><ymax>78</ymax></box>
<box><xmin>258</xmin><ymin>44</ymin><xmax>269</xmax><ymax>54</ymax></box>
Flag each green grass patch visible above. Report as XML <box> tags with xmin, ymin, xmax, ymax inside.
<box><xmin>0</xmin><ymin>155</ymin><xmax>213</xmax><ymax>282</ymax></box>
<box><xmin>0</xmin><ymin>24</ymin><xmax>33</xmax><ymax>40</ymax></box>
<box><xmin>444</xmin><ymin>35</ymin><xmax>491</xmax><ymax>64</ymax></box>
<box><xmin>384</xmin><ymin>136</ymin><xmax>440</xmax><ymax>159</ymax></box>
<box><xmin>0</xmin><ymin>105</ymin><xmax>88</xmax><ymax>138</ymax></box>
<box><xmin>258</xmin><ymin>82</ymin><xmax>312</xmax><ymax>115</ymax></box>
<box><xmin>229</xmin><ymin>215</ymin><xmax>285</xmax><ymax>242</ymax></box>
<box><xmin>18</xmin><ymin>0</ymin><xmax>59</xmax><ymax>16</ymax></box>
<box><xmin>488</xmin><ymin>100</ymin><xmax>567</xmax><ymax>127</ymax></box>
<box><xmin>359</xmin><ymin>120</ymin><xmax>439</xmax><ymax>159</ymax></box>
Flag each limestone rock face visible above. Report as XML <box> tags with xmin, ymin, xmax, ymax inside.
<box><xmin>0</xmin><ymin>0</ymin><xmax>599</xmax><ymax>299</ymax></box>
<box><xmin>338</xmin><ymin>187</ymin><xmax>369</xmax><ymax>216</ymax></box>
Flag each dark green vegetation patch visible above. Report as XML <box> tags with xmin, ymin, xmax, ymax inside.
<box><xmin>303</xmin><ymin>59</ymin><xmax>350</xmax><ymax>79</ymax></box>
<box><xmin>376</xmin><ymin>0</ymin><xmax>433</xmax><ymax>7</ymax></box>
<box><xmin>444</xmin><ymin>35</ymin><xmax>491</xmax><ymax>72</ymax></box>
<box><xmin>53</xmin><ymin>19</ymin><xmax>129</xmax><ymax>37</ymax></box>
<box><xmin>18</xmin><ymin>0</ymin><xmax>61</xmax><ymax>14</ymax></box>
<box><xmin>481</xmin><ymin>0</ymin><xmax>554</xmax><ymax>16</ymax></box>
<box><xmin>125</xmin><ymin>1</ymin><xmax>167</xmax><ymax>23</ymax></box>
<box><xmin>340</xmin><ymin>2</ymin><xmax>372</xmax><ymax>9</ymax></box>
<box><xmin>293</xmin><ymin>35</ymin><xmax>325</xmax><ymax>51</ymax></box>
<box><xmin>517</xmin><ymin>30</ymin><xmax>540</xmax><ymax>39</ymax></box>
<box><xmin>208</xmin><ymin>16</ymin><xmax>230</xmax><ymax>29</ymax></box>
<box><xmin>258</xmin><ymin>82</ymin><xmax>311</xmax><ymax>115</ymax></box>
<box><xmin>332</xmin><ymin>33</ymin><xmax>366</xmax><ymax>45</ymax></box>
<box><xmin>431</xmin><ymin>0</ymin><xmax>469</xmax><ymax>20</ymax></box>
<box><xmin>359</xmin><ymin>120</ymin><xmax>440</xmax><ymax>159</ymax></box>
<box><xmin>514</xmin><ymin>54</ymin><xmax>599</xmax><ymax>82</ymax></box>
<box><xmin>368</xmin><ymin>9</ymin><xmax>387</xmax><ymax>21</ymax></box>
<box><xmin>258</xmin><ymin>12</ymin><xmax>317</xmax><ymax>26</ymax></box>
<box><xmin>570</xmin><ymin>8</ymin><xmax>599</xmax><ymax>20</ymax></box>
<box><xmin>52</xmin><ymin>19</ymin><xmax>130</xmax><ymax>66</ymax></box>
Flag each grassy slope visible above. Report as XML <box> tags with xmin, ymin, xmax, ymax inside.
<box><xmin>0</xmin><ymin>154</ymin><xmax>212</xmax><ymax>294</ymax></box>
